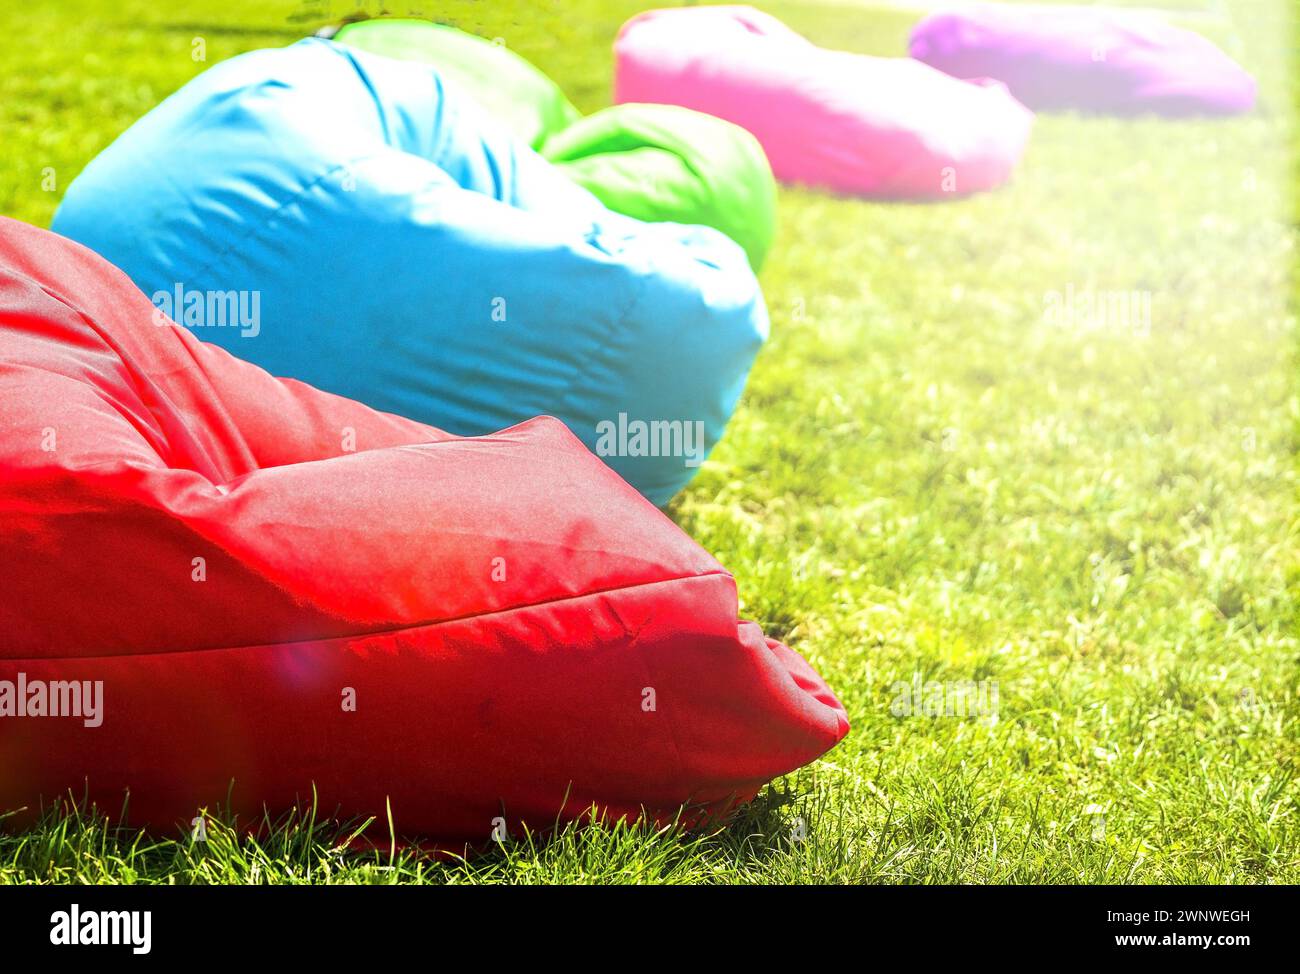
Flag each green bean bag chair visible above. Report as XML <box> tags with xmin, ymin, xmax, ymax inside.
<box><xmin>333</xmin><ymin>18</ymin><xmax>776</xmax><ymax>269</ymax></box>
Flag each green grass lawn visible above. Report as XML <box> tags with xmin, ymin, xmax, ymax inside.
<box><xmin>1</xmin><ymin>0</ymin><xmax>1296</xmax><ymax>883</ymax></box>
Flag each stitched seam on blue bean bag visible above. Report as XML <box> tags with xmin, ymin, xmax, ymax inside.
<box><xmin>550</xmin><ymin>237</ymin><xmax>651</xmax><ymax>450</ymax></box>
<box><xmin>176</xmin><ymin>156</ymin><xmax>386</xmax><ymax>287</ymax></box>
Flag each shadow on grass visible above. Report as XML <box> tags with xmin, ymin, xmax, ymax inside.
<box><xmin>1</xmin><ymin>777</ymin><xmax>854</xmax><ymax>884</ymax></box>
<box><xmin>152</xmin><ymin>22</ymin><xmax>311</xmax><ymax>39</ymax></box>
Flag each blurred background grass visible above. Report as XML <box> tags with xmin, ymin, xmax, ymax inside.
<box><xmin>0</xmin><ymin>0</ymin><xmax>1296</xmax><ymax>882</ymax></box>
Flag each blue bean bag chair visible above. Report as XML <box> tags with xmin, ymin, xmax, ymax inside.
<box><xmin>52</xmin><ymin>39</ymin><xmax>768</xmax><ymax>505</ymax></box>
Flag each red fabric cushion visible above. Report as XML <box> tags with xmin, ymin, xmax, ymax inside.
<box><xmin>0</xmin><ymin>218</ymin><xmax>848</xmax><ymax>846</ymax></box>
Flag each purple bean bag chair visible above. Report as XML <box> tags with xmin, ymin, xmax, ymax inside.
<box><xmin>910</xmin><ymin>3</ymin><xmax>1255</xmax><ymax>116</ymax></box>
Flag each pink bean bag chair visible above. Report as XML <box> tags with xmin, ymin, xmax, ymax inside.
<box><xmin>614</xmin><ymin>5</ymin><xmax>1033</xmax><ymax>198</ymax></box>
<box><xmin>910</xmin><ymin>3</ymin><xmax>1255</xmax><ymax>116</ymax></box>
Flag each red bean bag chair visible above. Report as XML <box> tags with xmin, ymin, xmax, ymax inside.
<box><xmin>909</xmin><ymin>3</ymin><xmax>1256</xmax><ymax>116</ymax></box>
<box><xmin>0</xmin><ymin>217</ymin><xmax>848</xmax><ymax>847</ymax></box>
